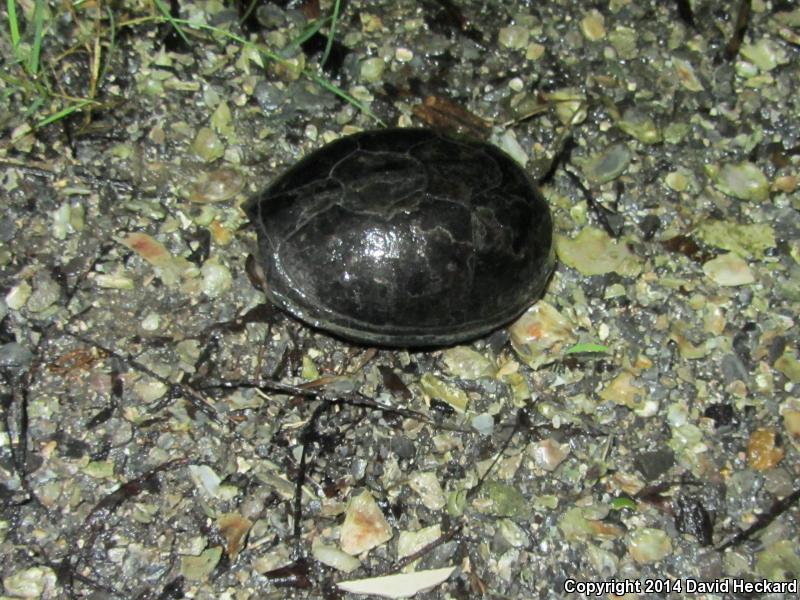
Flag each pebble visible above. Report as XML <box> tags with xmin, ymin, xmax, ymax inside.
<box><xmin>556</xmin><ymin>227</ymin><xmax>642</xmax><ymax>277</ymax></box>
<box><xmin>359</xmin><ymin>57</ymin><xmax>385</xmax><ymax>82</ymax></box>
<box><xmin>747</xmin><ymin>428</ymin><xmax>784</xmax><ymax>471</ymax></box>
<box><xmin>695</xmin><ymin>220</ymin><xmax>775</xmax><ymax>259</ymax></box>
<box><xmin>189</xmin><ymin>168</ymin><xmax>244</xmax><ymax>203</ymax></box>
<box><xmin>628</xmin><ymin>528</ymin><xmax>673</xmax><ymax>563</ymax></box>
<box><xmin>471</xmin><ymin>413</ymin><xmax>494</xmax><ymax>436</ymax></box>
<box><xmin>531</xmin><ymin>438</ymin><xmax>569</xmax><ymax>471</ymax></box>
<box><xmin>580</xmin><ymin>10</ymin><xmax>606</xmax><ymax>41</ymax></box>
<box><xmin>201</xmin><ymin>258</ymin><xmax>232</xmax><ymax>298</ymax></box>
<box><xmin>2</xmin><ymin>566</ymin><xmax>56</xmax><ymax>598</ymax></box>
<box><xmin>5</xmin><ymin>281</ymin><xmax>31</xmax><ymax>310</ymax></box>
<box><xmin>498</xmin><ymin>25</ymin><xmax>530</xmax><ymax>50</ymax></box>
<box><xmin>311</xmin><ymin>538</ymin><xmax>361</xmax><ymax>573</ymax></box>
<box><xmin>191</xmin><ymin>127</ymin><xmax>224</xmax><ymax>162</ymax></box>
<box><xmin>340</xmin><ymin>490</ymin><xmax>393</xmax><ymax>555</ymax></box>
<box><xmin>702</xmin><ymin>253</ymin><xmax>755</xmax><ymax>286</ymax></box>
<box><xmin>408</xmin><ymin>471</ymin><xmax>446</xmax><ymax>510</ymax></box>
<box><xmin>618</xmin><ymin>107</ymin><xmax>661</xmax><ymax>144</ymax></box>
<box><xmin>508</xmin><ymin>301</ymin><xmax>576</xmax><ymax>369</ymax></box>
<box><xmin>740</xmin><ymin>38</ymin><xmax>788</xmax><ymax>72</ymax></box>
<box><xmin>714</xmin><ymin>161</ymin><xmax>770</xmax><ymax>202</ymax></box>
<box><xmin>0</xmin><ymin>342</ymin><xmax>33</xmax><ymax>370</ymax></box>
<box><xmin>27</xmin><ymin>273</ymin><xmax>61</xmax><ymax>313</ymax></box>
<box><xmin>420</xmin><ymin>373</ymin><xmax>469</xmax><ymax>412</ymax></box>
<box><xmin>442</xmin><ymin>346</ymin><xmax>497</xmax><ymax>379</ymax></box>
<box><xmin>583</xmin><ymin>143</ymin><xmax>632</xmax><ymax>184</ymax></box>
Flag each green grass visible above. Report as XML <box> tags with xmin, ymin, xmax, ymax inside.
<box><xmin>2</xmin><ymin>1</ymin><xmax>383</xmax><ymax>131</ymax></box>
<box><xmin>320</xmin><ymin>0</ymin><xmax>341</xmax><ymax>70</ymax></box>
<box><xmin>6</xmin><ymin>0</ymin><xmax>21</xmax><ymax>51</ymax></box>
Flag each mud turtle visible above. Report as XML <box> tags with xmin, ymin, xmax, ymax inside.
<box><xmin>245</xmin><ymin>128</ymin><xmax>554</xmax><ymax>347</ymax></box>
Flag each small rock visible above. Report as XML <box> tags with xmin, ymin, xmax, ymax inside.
<box><xmin>628</xmin><ymin>527</ymin><xmax>672</xmax><ymax>563</ymax></box>
<box><xmin>180</xmin><ymin>547</ymin><xmax>222</xmax><ymax>581</ymax></box>
<box><xmin>617</xmin><ymin>107</ymin><xmax>661</xmax><ymax>144</ymax></box>
<box><xmin>673</xmin><ymin>58</ymin><xmax>704</xmax><ymax>92</ymax></box>
<box><xmin>394</xmin><ymin>47</ymin><xmax>413</xmax><ymax>62</ymax></box>
<box><xmin>188</xmin><ymin>464</ymin><xmax>222</xmax><ymax>498</ymax></box>
<box><xmin>340</xmin><ymin>490</ymin><xmax>393</xmax><ymax>555</ymax></box>
<box><xmin>556</xmin><ymin>227</ymin><xmax>642</xmax><ymax>276</ymax></box>
<box><xmin>695</xmin><ymin>220</ymin><xmax>775</xmax><ymax>259</ymax></box>
<box><xmin>420</xmin><ymin>373</ymin><xmax>469</xmax><ymax>412</ymax></box>
<box><xmin>408</xmin><ymin>471</ymin><xmax>446</xmax><ymax>510</ymax></box>
<box><xmin>201</xmin><ymin>258</ymin><xmax>232</xmax><ymax>297</ymax></box>
<box><xmin>509</xmin><ymin>301</ymin><xmax>576</xmax><ymax>369</ymax></box>
<box><xmin>2</xmin><ymin>566</ymin><xmax>56</xmax><ymax>598</ymax></box>
<box><xmin>498</xmin><ymin>519</ymin><xmax>529</xmax><ymax>547</ymax></box>
<box><xmin>634</xmin><ymin>449</ymin><xmax>675</xmax><ymax>481</ymax></box>
<box><xmin>188</xmin><ymin>168</ymin><xmax>244</xmax><ymax>203</ymax></box>
<box><xmin>665</xmin><ymin>170</ymin><xmax>690</xmax><ymax>192</ymax></box>
<box><xmin>600</xmin><ymin>371</ymin><xmax>656</xmax><ymax>416</ymax></box>
<box><xmin>26</xmin><ymin>273</ymin><xmax>61</xmax><ymax>313</ymax></box>
<box><xmin>191</xmin><ymin>127</ymin><xmax>225</xmax><ymax>162</ymax></box>
<box><xmin>218</xmin><ymin>512</ymin><xmax>253</xmax><ymax>560</ymax></box>
<box><xmin>471</xmin><ymin>413</ymin><xmax>494</xmax><ymax>436</ymax></box>
<box><xmin>531</xmin><ymin>438</ymin><xmax>569</xmax><ymax>471</ymax></box>
<box><xmin>312</xmin><ymin>538</ymin><xmax>361</xmax><ymax>573</ymax></box>
<box><xmin>359</xmin><ymin>57</ymin><xmax>385</xmax><ymax>83</ymax></box>
<box><xmin>397</xmin><ymin>524</ymin><xmax>442</xmax><ymax>559</ymax></box>
<box><xmin>747</xmin><ymin>428</ymin><xmax>784</xmax><ymax>471</ymax></box>
<box><xmin>703</xmin><ymin>254</ymin><xmax>755</xmax><ymax>286</ymax></box>
<box><xmin>580</xmin><ymin>10</ymin><xmax>606</xmax><ymax>41</ymax></box>
<box><xmin>0</xmin><ymin>342</ymin><xmax>33</xmax><ymax>370</ymax></box>
<box><xmin>714</xmin><ymin>161</ymin><xmax>770</xmax><ymax>202</ymax></box>
<box><xmin>582</xmin><ymin>143</ymin><xmax>632</xmax><ymax>184</ymax></box>
<box><xmin>498</xmin><ymin>25</ymin><xmax>530</xmax><ymax>49</ymax></box>
<box><xmin>442</xmin><ymin>346</ymin><xmax>496</xmax><ymax>379</ymax></box>
<box><xmin>740</xmin><ymin>38</ymin><xmax>788</xmax><ymax>72</ymax></box>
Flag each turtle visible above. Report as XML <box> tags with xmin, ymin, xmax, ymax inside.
<box><xmin>245</xmin><ymin>128</ymin><xmax>554</xmax><ymax>347</ymax></box>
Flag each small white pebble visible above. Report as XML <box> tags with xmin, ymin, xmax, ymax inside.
<box><xmin>395</xmin><ymin>47</ymin><xmax>413</xmax><ymax>62</ymax></box>
<box><xmin>141</xmin><ymin>312</ymin><xmax>161</xmax><ymax>331</ymax></box>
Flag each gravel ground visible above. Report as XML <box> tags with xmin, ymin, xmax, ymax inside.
<box><xmin>1</xmin><ymin>1</ymin><xmax>799</xmax><ymax>599</ymax></box>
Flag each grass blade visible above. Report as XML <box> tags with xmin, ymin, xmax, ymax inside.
<box><xmin>320</xmin><ymin>0</ymin><xmax>340</xmax><ymax>70</ymax></box>
<box><xmin>37</xmin><ymin>98</ymin><xmax>93</xmax><ymax>127</ymax></box>
<box><xmin>7</xmin><ymin>0</ymin><xmax>21</xmax><ymax>50</ymax></box>
<box><xmin>310</xmin><ymin>72</ymin><xmax>385</xmax><ymax>126</ymax></box>
<box><xmin>153</xmin><ymin>0</ymin><xmax>190</xmax><ymax>46</ymax></box>
<box><xmin>287</xmin><ymin>15</ymin><xmax>332</xmax><ymax>51</ymax></box>
<box><xmin>29</xmin><ymin>0</ymin><xmax>46</xmax><ymax>75</ymax></box>
<box><xmin>97</xmin><ymin>7</ymin><xmax>117</xmax><ymax>89</ymax></box>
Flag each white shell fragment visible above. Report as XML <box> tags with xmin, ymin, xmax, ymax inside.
<box><xmin>336</xmin><ymin>566</ymin><xmax>457</xmax><ymax>598</ymax></box>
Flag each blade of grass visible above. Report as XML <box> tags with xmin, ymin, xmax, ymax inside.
<box><xmin>238</xmin><ymin>0</ymin><xmax>258</xmax><ymax>28</ymax></box>
<box><xmin>286</xmin><ymin>15</ymin><xmax>332</xmax><ymax>51</ymax></box>
<box><xmin>153</xmin><ymin>0</ymin><xmax>190</xmax><ymax>46</ymax></box>
<box><xmin>116</xmin><ymin>15</ymin><xmax>385</xmax><ymax>125</ymax></box>
<box><xmin>23</xmin><ymin>95</ymin><xmax>45</xmax><ymax>120</ymax></box>
<box><xmin>320</xmin><ymin>0</ymin><xmax>340</xmax><ymax>70</ymax></box>
<box><xmin>37</xmin><ymin>98</ymin><xmax>93</xmax><ymax>127</ymax></box>
<box><xmin>96</xmin><ymin>7</ymin><xmax>117</xmax><ymax>89</ymax></box>
<box><xmin>7</xmin><ymin>0</ymin><xmax>21</xmax><ymax>51</ymax></box>
<box><xmin>310</xmin><ymin>72</ymin><xmax>385</xmax><ymax>126</ymax></box>
<box><xmin>29</xmin><ymin>0</ymin><xmax>46</xmax><ymax>75</ymax></box>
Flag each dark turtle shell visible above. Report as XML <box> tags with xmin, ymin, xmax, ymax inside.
<box><xmin>245</xmin><ymin>128</ymin><xmax>554</xmax><ymax>347</ymax></box>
